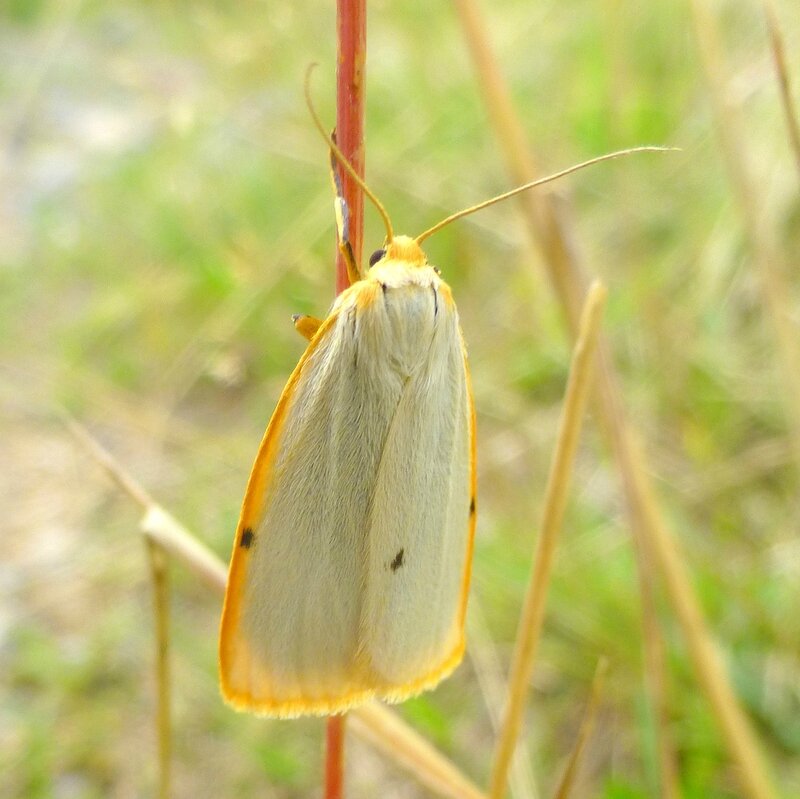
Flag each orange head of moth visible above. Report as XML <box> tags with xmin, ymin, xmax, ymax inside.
<box><xmin>373</xmin><ymin>235</ymin><xmax>427</xmax><ymax>268</ymax></box>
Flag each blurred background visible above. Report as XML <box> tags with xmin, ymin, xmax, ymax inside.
<box><xmin>2</xmin><ymin>0</ymin><xmax>799</xmax><ymax>797</ymax></box>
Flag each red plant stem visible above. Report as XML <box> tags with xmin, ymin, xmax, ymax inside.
<box><xmin>325</xmin><ymin>1</ymin><xmax>366</xmax><ymax>797</ymax></box>
<box><xmin>324</xmin><ymin>714</ymin><xmax>347</xmax><ymax>799</ymax></box>
<box><xmin>334</xmin><ymin>0</ymin><xmax>367</xmax><ymax>294</ymax></box>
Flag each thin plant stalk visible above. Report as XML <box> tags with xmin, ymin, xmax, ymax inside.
<box><xmin>453</xmin><ymin>2</ymin><xmax>775</xmax><ymax>797</ymax></box>
<box><xmin>762</xmin><ymin>0</ymin><xmax>800</xmax><ymax>188</ymax></box>
<box><xmin>325</xmin><ymin>716</ymin><xmax>347</xmax><ymax>799</ymax></box>
<box><xmin>335</xmin><ymin>0</ymin><xmax>366</xmax><ymax>293</ymax></box>
<box><xmin>146</xmin><ymin>539</ymin><xmax>171</xmax><ymax>799</ymax></box>
<box><xmin>551</xmin><ymin>659</ymin><xmax>607</xmax><ymax>799</ymax></box>
<box><xmin>327</xmin><ymin>0</ymin><xmax>368</xmax><ymax>793</ymax></box>
<box><xmin>489</xmin><ymin>281</ymin><xmax>608</xmax><ymax>799</ymax></box>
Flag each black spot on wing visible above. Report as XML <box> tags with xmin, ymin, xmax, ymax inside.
<box><xmin>390</xmin><ymin>548</ymin><xmax>405</xmax><ymax>572</ymax></box>
<box><xmin>432</xmin><ymin>285</ymin><xmax>438</xmax><ymax>318</ymax></box>
<box><xmin>469</xmin><ymin>497</ymin><xmax>476</xmax><ymax>516</ymax></box>
<box><xmin>239</xmin><ymin>528</ymin><xmax>254</xmax><ymax>549</ymax></box>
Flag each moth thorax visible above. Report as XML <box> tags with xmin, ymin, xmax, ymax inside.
<box><xmin>385</xmin><ymin>235</ymin><xmax>427</xmax><ymax>267</ymax></box>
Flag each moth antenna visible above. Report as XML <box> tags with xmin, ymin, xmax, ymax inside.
<box><xmin>304</xmin><ymin>64</ymin><xmax>394</xmax><ymax>243</ymax></box>
<box><xmin>415</xmin><ymin>146</ymin><xmax>679</xmax><ymax>244</ymax></box>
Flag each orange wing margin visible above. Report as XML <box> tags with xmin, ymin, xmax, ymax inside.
<box><xmin>218</xmin><ymin>311</ymin><xmax>341</xmax><ymax>705</ymax></box>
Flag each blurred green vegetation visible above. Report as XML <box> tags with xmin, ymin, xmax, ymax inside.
<box><xmin>2</xmin><ymin>0</ymin><xmax>799</xmax><ymax>797</ymax></box>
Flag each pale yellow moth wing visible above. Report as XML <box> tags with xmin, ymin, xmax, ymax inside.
<box><xmin>219</xmin><ymin>307</ymin><xmax>361</xmax><ymax>716</ymax></box>
<box><xmin>219</xmin><ymin>279</ymin><xmax>414</xmax><ymax>716</ymax></box>
<box><xmin>360</xmin><ymin>278</ymin><xmax>475</xmax><ymax>697</ymax></box>
<box><xmin>219</xmin><ymin>264</ymin><xmax>474</xmax><ymax>717</ymax></box>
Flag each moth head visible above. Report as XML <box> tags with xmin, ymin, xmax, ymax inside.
<box><xmin>376</xmin><ymin>236</ymin><xmax>426</xmax><ymax>268</ymax></box>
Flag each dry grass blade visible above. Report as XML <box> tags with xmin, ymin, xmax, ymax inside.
<box><xmin>467</xmin><ymin>602</ymin><xmax>539</xmax><ymax>799</ymax></box>
<box><xmin>65</xmin><ymin>413</ymin><xmax>228</xmax><ymax>588</ymax></box>
<box><xmin>145</xmin><ymin>540</ymin><xmax>171</xmax><ymax>799</ymax></box>
<box><xmin>139</xmin><ymin>506</ymin><xmax>228</xmax><ymax>591</ymax></box>
<box><xmin>454</xmin><ymin>1</ymin><xmax>778</xmax><ymax>797</ymax></box>
<box><xmin>689</xmin><ymin>0</ymin><xmax>800</xmax><ymax>468</ymax></box>
<box><xmin>65</xmin><ymin>417</ymin><xmax>485</xmax><ymax>797</ymax></box>
<box><xmin>64</xmin><ymin>415</ymin><xmax>152</xmax><ymax>508</ymax></box>
<box><xmin>349</xmin><ymin>703</ymin><xmax>488</xmax><ymax>799</ymax></box>
<box><xmin>451</xmin><ymin>0</ymin><xmax>586</xmax><ymax>333</ymax></box>
<box><xmin>614</xmin><ymin>426</ymin><xmax>778</xmax><ymax>799</ymax></box>
<box><xmin>762</xmin><ymin>0</ymin><xmax>800</xmax><ymax>186</ymax></box>
<box><xmin>551</xmin><ymin>659</ymin><xmax>607</xmax><ymax>799</ymax></box>
<box><xmin>489</xmin><ymin>282</ymin><xmax>608</xmax><ymax>799</ymax></box>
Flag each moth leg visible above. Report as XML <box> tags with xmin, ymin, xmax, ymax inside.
<box><xmin>329</xmin><ymin>138</ymin><xmax>362</xmax><ymax>286</ymax></box>
<box><xmin>292</xmin><ymin>314</ymin><xmax>323</xmax><ymax>341</ymax></box>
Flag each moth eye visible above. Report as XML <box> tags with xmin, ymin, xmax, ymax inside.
<box><xmin>369</xmin><ymin>248</ymin><xmax>386</xmax><ymax>267</ymax></box>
